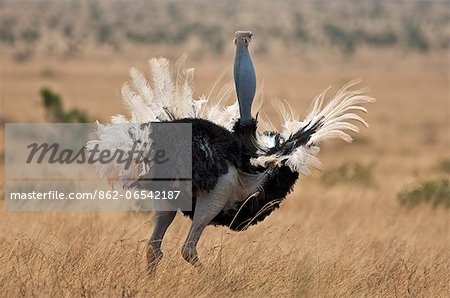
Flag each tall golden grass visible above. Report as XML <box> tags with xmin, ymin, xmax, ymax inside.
<box><xmin>0</xmin><ymin>184</ymin><xmax>448</xmax><ymax>296</ymax></box>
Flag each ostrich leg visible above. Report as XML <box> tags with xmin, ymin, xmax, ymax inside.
<box><xmin>147</xmin><ymin>210</ymin><xmax>177</xmax><ymax>275</ymax></box>
<box><xmin>181</xmin><ymin>171</ymin><xmax>237</xmax><ymax>266</ymax></box>
<box><xmin>181</xmin><ymin>194</ymin><xmax>228</xmax><ymax>266</ymax></box>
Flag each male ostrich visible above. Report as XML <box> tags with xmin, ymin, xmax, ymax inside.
<box><xmin>88</xmin><ymin>31</ymin><xmax>374</xmax><ymax>274</ymax></box>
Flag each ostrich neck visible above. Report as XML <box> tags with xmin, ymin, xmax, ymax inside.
<box><xmin>234</xmin><ymin>45</ymin><xmax>256</xmax><ymax>125</ymax></box>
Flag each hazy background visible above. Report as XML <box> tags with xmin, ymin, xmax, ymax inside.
<box><xmin>0</xmin><ymin>0</ymin><xmax>449</xmax><ymax>296</ymax></box>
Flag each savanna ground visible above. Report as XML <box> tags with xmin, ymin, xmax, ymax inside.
<box><xmin>0</xmin><ymin>0</ymin><xmax>449</xmax><ymax>297</ymax></box>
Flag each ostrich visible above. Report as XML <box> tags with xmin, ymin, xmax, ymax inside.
<box><xmin>87</xmin><ymin>31</ymin><xmax>374</xmax><ymax>274</ymax></box>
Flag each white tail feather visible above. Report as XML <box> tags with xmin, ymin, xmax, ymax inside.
<box><xmin>149</xmin><ymin>58</ymin><xmax>175</xmax><ymax>117</ymax></box>
<box><xmin>252</xmin><ymin>80</ymin><xmax>374</xmax><ymax>175</ymax></box>
<box><xmin>86</xmin><ymin>123</ymin><xmax>152</xmax><ymax>187</ymax></box>
<box><xmin>88</xmin><ymin>57</ymin><xmax>238</xmax><ymax>184</ymax></box>
<box><xmin>121</xmin><ymin>84</ymin><xmax>155</xmax><ymax>123</ymax></box>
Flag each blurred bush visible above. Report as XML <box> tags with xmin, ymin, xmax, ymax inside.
<box><xmin>0</xmin><ymin>26</ymin><xmax>15</xmax><ymax>45</ymax></box>
<box><xmin>320</xmin><ymin>161</ymin><xmax>377</xmax><ymax>187</ymax></box>
<box><xmin>323</xmin><ymin>23</ymin><xmax>356</xmax><ymax>55</ymax></box>
<box><xmin>22</xmin><ymin>28</ymin><xmax>40</xmax><ymax>44</ymax></box>
<box><xmin>0</xmin><ymin>0</ymin><xmax>447</xmax><ymax>59</ymax></box>
<box><xmin>40</xmin><ymin>88</ymin><xmax>91</xmax><ymax>123</ymax></box>
<box><xmin>437</xmin><ymin>159</ymin><xmax>450</xmax><ymax>174</ymax></box>
<box><xmin>356</xmin><ymin>29</ymin><xmax>398</xmax><ymax>47</ymax></box>
<box><xmin>397</xmin><ymin>178</ymin><xmax>450</xmax><ymax>209</ymax></box>
<box><xmin>403</xmin><ymin>21</ymin><xmax>429</xmax><ymax>52</ymax></box>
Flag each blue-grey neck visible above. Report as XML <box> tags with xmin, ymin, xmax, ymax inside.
<box><xmin>234</xmin><ymin>44</ymin><xmax>256</xmax><ymax>125</ymax></box>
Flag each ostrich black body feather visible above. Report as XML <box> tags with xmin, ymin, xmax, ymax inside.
<box><xmin>169</xmin><ymin>118</ymin><xmax>314</xmax><ymax>231</ymax></box>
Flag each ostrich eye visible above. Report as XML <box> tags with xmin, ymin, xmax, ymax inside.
<box><xmin>243</xmin><ymin>36</ymin><xmax>250</xmax><ymax>46</ymax></box>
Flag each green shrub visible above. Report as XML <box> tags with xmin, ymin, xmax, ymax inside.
<box><xmin>357</xmin><ymin>29</ymin><xmax>398</xmax><ymax>47</ymax></box>
<box><xmin>63</xmin><ymin>24</ymin><xmax>73</xmax><ymax>38</ymax></box>
<box><xmin>22</xmin><ymin>28</ymin><xmax>40</xmax><ymax>44</ymax></box>
<box><xmin>40</xmin><ymin>87</ymin><xmax>91</xmax><ymax>123</ymax></box>
<box><xmin>403</xmin><ymin>22</ymin><xmax>429</xmax><ymax>52</ymax></box>
<box><xmin>323</xmin><ymin>23</ymin><xmax>356</xmax><ymax>55</ymax></box>
<box><xmin>292</xmin><ymin>13</ymin><xmax>311</xmax><ymax>43</ymax></box>
<box><xmin>0</xmin><ymin>26</ymin><xmax>15</xmax><ymax>45</ymax></box>
<box><xmin>97</xmin><ymin>24</ymin><xmax>113</xmax><ymax>44</ymax></box>
<box><xmin>437</xmin><ymin>159</ymin><xmax>450</xmax><ymax>174</ymax></box>
<box><xmin>320</xmin><ymin>161</ymin><xmax>376</xmax><ymax>187</ymax></box>
<box><xmin>397</xmin><ymin>178</ymin><xmax>450</xmax><ymax>208</ymax></box>
<box><xmin>369</xmin><ymin>0</ymin><xmax>385</xmax><ymax>18</ymax></box>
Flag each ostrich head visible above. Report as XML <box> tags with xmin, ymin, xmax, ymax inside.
<box><xmin>234</xmin><ymin>31</ymin><xmax>256</xmax><ymax>125</ymax></box>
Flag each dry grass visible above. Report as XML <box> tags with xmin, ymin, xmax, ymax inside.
<box><xmin>0</xmin><ymin>187</ymin><xmax>448</xmax><ymax>296</ymax></box>
<box><xmin>0</xmin><ymin>5</ymin><xmax>449</xmax><ymax>295</ymax></box>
